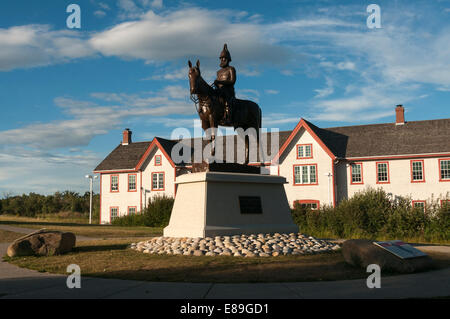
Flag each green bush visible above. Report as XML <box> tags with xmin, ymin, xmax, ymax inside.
<box><xmin>111</xmin><ymin>195</ymin><xmax>174</xmax><ymax>227</ymax></box>
<box><xmin>292</xmin><ymin>188</ymin><xmax>450</xmax><ymax>243</ymax></box>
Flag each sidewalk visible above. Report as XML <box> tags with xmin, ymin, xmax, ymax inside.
<box><xmin>1</xmin><ymin>225</ymin><xmax>449</xmax><ymax>299</ymax></box>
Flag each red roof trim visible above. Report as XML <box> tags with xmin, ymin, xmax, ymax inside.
<box><xmin>135</xmin><ymin>138</ymin><xmax>175</xmax><ymax>170</ymax></box>
<box><xmin>93</xmin><ymin>169</ymin><xmax>138</xmax><ymax>174</ymax></box>
<box><xmin>347</xmin><ymin>153</ymin><xmax>450</xmax><ymax>161</ymax></box>
<box><xmin>271</xmin><ymin>118</ymin><xmax>336</xmax><ymax>164</ymax></box>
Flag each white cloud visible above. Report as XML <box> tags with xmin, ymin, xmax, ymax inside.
<box><xmin>117</xmin><ymin>0</ymin><xmax>163</xmax><ymax>19</ymax></box>
<box><xmin>262</xmin><ymin>113</ymin><xmax>300</xmax><ymax>127</ymax></box>
<box><xmin>320</xmin><ymin>61</ymin><xmax>356</xmax><ymax>71</ymax></box>
<box><xmin>0</xmin><ymin>86</ymin><xmax>193</xmax><ymax>150</ymax></box>
<box><xmin>94</xmin><ymin>10</ymin><xmax>107</xmax><ymax>18</ymax></box>
<box><xmin>98</xmin><ymin>2</ymin><xmax>111</xmax><ymax>10</ymax></box>
<box><xmin>309</xmin><ymin>84</ymin><xmax>416</xmax><ymax>122</ymax></box>
<box><xmin>0</xmin><ymin>25</ymin><xmax>95</xmax><ymax>71</ymax></box>
<box><xmin>89</xmin><ymin>8</ymin><xmax>290</xmax><ymax>65</ymax></box>
<box><xmin>0</xmin><ymin>146</ymin><xmax>102</xmax><ymax>195</ymax></box>
<box><xmin>265</xmin><ymin>89</ymin><xmax>279</xmax><ymax>95</ymax></box>
<box><xmin>314</xmin><ymin>77</ymin><xmax>334</xmax><ymax>99</ymax></box>
<box><xmin>150</xmin><ymin>0</ymin><xmax>163</xmax><ymax>9</ymax></box>
<box><xmin>236</xmin><ymin>89</ymin><xmax>260</xmax><ymax>102</ymax></box>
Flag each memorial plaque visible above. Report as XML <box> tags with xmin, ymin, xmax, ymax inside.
<box><xmin>239</xmin><ymin>196</ymin><xmax>263</xmax><ymax>214</ymax></box>
<box><xmin>373</xmin><ymin>240</ymin><xmax>427</xmax><ymax>259</ymax></box>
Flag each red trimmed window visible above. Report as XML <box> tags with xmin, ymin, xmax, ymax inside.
<box><xmin>439</xmin><ymin>159</ymin><xmax>450</xmax><ymax>181</ymax></box>
<box><xmin>128</xmin><ymin>206</ymin><xmax>137</xmax><ymax>215</ymax></box>
<box><xmin>151</xmin><ymin>172</ymin><xmax>165</xmax><ymax>191</ymax></box>
<box><xmin>297</xmin><ymin>144</ymin><xmax>313</xmax><ymax>159</ymax></box>
<box><xmin>350</xmin><ymin>163</ymin><xmax>363</xmax><ymax>184</ymax></box>
<box><xmin>294</xmin><ymin>200</ymin><xmax>320</xmax><ymax>210</ymax></box>
<box><xmin>110</xmin><ymin>207</ymin><xmax>119</xmax><ymax>221</ymax></box>
<box><xmin>128</xmin><ymin>174</ymin><xmax>137</xmax><ymax>192</ymax></box>
<box><xmin>411</xmin><ymin>160</ymin><xmax>425</xmax><ymax>183</ymax></box>
<box><xmin>441</xmin><ymin>200</ymin><xmax>450</xmax><ymax>208</ymax></box>
<box><xmin>110</xmin><ymin>175</ymin><xmax>119</xmax><ymax>192</ymax></box>
<box><xmin>412</xmin><ymin>200</ymin><xmax>426</xmax><ymax>212</ymax></box>
<box><xmin>155</xmin><ymin>155</ymin><xmax>162</xmax><ymax>166</ymax></box>
<box><xmin>376</xmin><ymin>162</ymin><xmax>390</xmax><ymax>184</ymax></box>
<box><xmin>293</xmin><ymin>164</ymin><xmax>318</xmax><ymax>185</ymax></box>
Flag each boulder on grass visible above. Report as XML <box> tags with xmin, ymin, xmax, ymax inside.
<box><xmin>342</xmin><ymin>239</ymin><xmax>434</xmax><ymax>274</ymax></box>
<box><xmin>7</xmin><ymin>229</ymin><xmax>76</xmax><ymax>257</ymax></box>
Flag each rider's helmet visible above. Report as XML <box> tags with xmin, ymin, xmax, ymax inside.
<box><xmin>220</xmin><ymin>44</ymin><xmax>232</xmax><ymax>62</ymax></box>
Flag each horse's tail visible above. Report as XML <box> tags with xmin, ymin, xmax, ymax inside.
<box><xmin>258</xmin><ymin>106</ymin><xmax>262</xmax><ymax>129</ymax></box>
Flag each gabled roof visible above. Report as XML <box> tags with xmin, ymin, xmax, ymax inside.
<box><xmin>323</xmin><ymin>119</ymin><xmax>450</xmax><ymax>158</ymax></box>
<box><xmin>94</xmin><ymin>117</ymin><xmax>450</xmax><ymax>172</ymax></box>
<box><xmin>275</xmin><ymin>118</ymin><xmax>450</xmax><ymax>162</ymax></box>
<box><xmin>94</xmin><ymin>137</ymin><xmax>177</xmax><ymax>172</ymax></box>
<box><xmin>94</xmin><ymin>141</ymin><xmax>151</xmax><ymax>172</ymax></box>
<box><xmin>272</xmin><ymin>119</ymin><xmax>337</xmax><ymax>163</ymax></box>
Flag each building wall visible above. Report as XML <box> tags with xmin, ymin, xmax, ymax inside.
<box><xmin>100</xmin><ymin>171</ymin><xmax>141</xmax><ymax>224</ymax></box>
<box><xmin>141</xmin><ymin>148</ymin><xmax>176</xmax><ymax>207</ymax></box>
<box><xmin>337</xmin><ymin>156</ymin><xmax>450</xmax><ymax>204</ymax></box>
<box><xmin>98</xmin><ymin>137</ymin><xmax>449</xmax><ymax>223</ymax></box>
<box><xmin>278</xmin><ymin>127</ymin><xmax>334</xmax><ymax>208</ymax></box>
<box><xmin>99</xmin><ymin>147</ymin><xmax>176</xmax><ymax>224</ymax></box>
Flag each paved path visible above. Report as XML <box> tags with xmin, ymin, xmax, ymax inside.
<box><xmin>1</xmin><ymin>225</ymin><xmax>449</xmax><ymax>299</ymax></box>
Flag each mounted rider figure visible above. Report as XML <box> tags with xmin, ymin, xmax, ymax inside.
<box><xmin>214</xmin><ymin>44</ymin><xmax>236</xmax><ymax>125</ymax></box>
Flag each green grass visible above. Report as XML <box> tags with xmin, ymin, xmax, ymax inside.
<box><xmin>0</xmin><ymin>215</ymin><xmax>163</xmax><ymax>238</ymax></box>
<box><xmin>4</xmin><ymin>238</ymin><xmax>450</xmax><ymax>283</ymax></box>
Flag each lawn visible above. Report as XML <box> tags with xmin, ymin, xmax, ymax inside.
<box><xmin>0</xmin><ymin>215</ymin><xmax>163</xmax><ymax>238</ymax></box>
<box><xmin>4</xmin><ymin>237</ymin><xmax>450</xmax><ymax>283</ymax></box>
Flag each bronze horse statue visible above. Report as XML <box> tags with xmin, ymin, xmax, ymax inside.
<box><xmin>188</xmin><ymin>60</ymin><xmax>262</xmax><ymax>164</ymax></box>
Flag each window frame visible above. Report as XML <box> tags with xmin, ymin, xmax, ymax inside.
<box><xmin>128</xmin><ymin>206</ymin><xmax>137</xmax><ymax>215</ymax></box>
<box><xmin>412</xmin><ymin>200</ymin><xmax>426</xmax><ymax>212</ymax></box>
<box><xmin>439</xmin><ymin>158</ymin><xmax>450</xmax><ymax>182</ymax></box>
<box><xmin>294</xmin><ymin>200</ymin><xmax>320</xmax><ymax>210</ymax></box>
<box><xmin>410</xmin><ymin>160</ymin><xmax>425</xmax><ymax>183</ymax></box>
<box><xmin>155</xmin><ymin>155</ymin><xmax>162</xmax><ymax>166</ymax></box>
<box><xmin>350</xmin><ymin>162</ymin><xmax>364</xmax><ymax>185</ymax></box>
<box><xmin>293</xmin><ymin>164</ymin><xmax>318</xmax><ymax>186</ymax></box>
<box><xmin>151</xmin><ymin>172</ymin><xmax>165</xmax><ymax>191</ymax></box>
<box><xmin>110</xmin><ymin>206</ymin><xmax>119</xmax><ymax>222</ymax></box>
<box><xmin>127</xmin><ymin>173</ymin><xmax>137</xmax><ymax>192</ymax></box>
<box><xmin>376</xmin><ymin>161</ymin><xmax>390</xmax><ymax>184</ymax></box>
<box><xmin>296</xmin><ymin>144</ymin><xmax>313</xmax><ymax>160</ymax></box>
<box><xmin>110</xmin><ymin>175</ymin><xmax>119</xmax><ymax>192</ymax></box>
<box><xmin>441</xmin><ymin>200</ymin><xmax>450</xmax><ymax>208</ymax></box>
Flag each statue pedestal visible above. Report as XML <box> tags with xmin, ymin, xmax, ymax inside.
<box><xmin>163</xmin><ymin>172</ymin><xmax>298</xmax><ymax>238</ymax></box>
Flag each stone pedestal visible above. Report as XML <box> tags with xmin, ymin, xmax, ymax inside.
<box><xmin>163</xmin><ymin>172</ymin><xmax>298</xmax><ymax>238</ymax></box>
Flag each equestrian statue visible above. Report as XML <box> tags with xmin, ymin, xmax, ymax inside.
<box><xmin>188</xmin><ymin>44</ymin><xmax>262</xmax><ymax>164</ymax></box>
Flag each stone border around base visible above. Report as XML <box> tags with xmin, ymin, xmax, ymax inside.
<box><xmin>131</xmin><ymin>233</ymin><xmax>341</xmax><ymax>257</ymax></box>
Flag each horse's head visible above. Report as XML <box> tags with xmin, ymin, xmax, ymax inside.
<box><xmin>188</xmin><ymin>60</ymin><xmax>201</xmax><ymax>94</ymax></box>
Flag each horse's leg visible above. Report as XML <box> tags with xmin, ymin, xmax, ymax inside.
<box><xmin>208</xmin><ymin>114</ymin><xmax>216</xmax><ymax>157</ymax></box>
<box><xmin>244</xmin><ymin>134</ymin><xmax>249</xmax><ymax>165</ymax></box>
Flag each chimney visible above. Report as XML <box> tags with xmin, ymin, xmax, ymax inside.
<box><xmin>122</xmin><ymin>128</ymin><xmax>132</xmax><ymax>145</ymax></box>
<box><xmin>395</xmin><ymin>105</ymin><xmax>405</xmax><ymax>125</ymax></box>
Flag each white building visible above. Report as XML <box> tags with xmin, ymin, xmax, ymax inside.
<box><xmin>94</xmin><ymin>106</ymin><xmax>450</xmax><ymax>224</ymax></box>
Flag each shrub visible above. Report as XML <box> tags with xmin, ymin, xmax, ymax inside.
<box><xmin>111</xmin><ymin>195</ymin><xmax>174</xmax><ymax>227</ymax></box>
<box><xmin>291</xmin><ymin>188</ymin><xmax>449</xmax><ymax>243</ymax></box>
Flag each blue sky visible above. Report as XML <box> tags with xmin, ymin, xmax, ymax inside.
<box><xmin>0</xmin><ymin>0</ymin><xmax>449</xmax><ymax>195</ymax></box>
